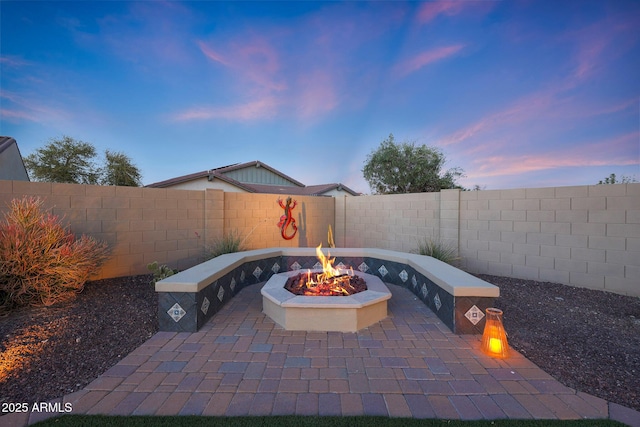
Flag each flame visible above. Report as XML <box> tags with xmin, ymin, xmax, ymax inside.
<box><xmin>314</xmin><ymin>243</ymin><xmax>341</xmax><ymax>282</ymax></box>
<box><xmin>294</xmin><ymin>244</ymin><xmax>360</xmax><ymax>296</ymax></box>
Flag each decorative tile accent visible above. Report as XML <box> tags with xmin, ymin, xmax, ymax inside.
<box><xmin>358</xmin><ymin>262</ymin><xmax>369</xmax><ymax>272</ymax></box>
<box><xmin>168</xmin><ymin>303</ymin><xmax>186</xmax><ymax>322</ymax></box>
<box><xmin>337</xmin><ymin>262</ymin><xmax>347</xmax><ymax>270</ymax></box>
<box><xmin>434</xmin><ymin>293</ymin><xmax>442</xmax><ymax>311</ymax></box>
<box><xmin>464</xmin><ymin>305</ymin><xmax>484</xmax><ymax>325</ymax></box>
<box><xmin>412</xmin><ymin>275</ymin><xmax>418</xmax><ymax>289</ymax></box>
<box><xmin>201</xmin><ymin>297</ymin><xmax>210</xmax><ymax>315</ymax></box>
<box><xmin>230</xmin><ymin>278</ymin><xmax>236</xmax><ymax>292</ymax></box>
<box><xmin>253</xmin><ymin>266</ymin><xmax>263</xmax><ymax>279</ymax></box>
<box><xmin>217</xmin><ymin>285</ymin><xmax>225</xmax><ymax>302</ymax></box>
<box><xmin>291</xmin><ymin>261</ymin><xmax>302</xmax><ymax>270</ymax></box>
<box><xmin>271</xmin><ymin>263</ymin><xmax>280</xmax><ymax>274</ymax></box>
<box><xmin>421</xmin><ymin>284</ymin><xmax>428</xmax><ymax>299</ymax></box>
<box><xmin>240</xmin><ymin>270</ymin><xmax>246</xmax><ymax>283</ymax></box>
<box><xmin>399</xmin><ymin>270</ymin><xmax>408</xmax><ymax>282</ymax></box>
<box><xmin>378</xmin><ymin>265</ymin><xmax>388</xmax><ymax>277</ymax></box>
<box><xmin>312</xmin><ymin>261</ymin><xmax>322</xmax><ymax>270</ymax></box>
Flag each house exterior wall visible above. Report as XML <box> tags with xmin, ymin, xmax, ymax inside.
<box><xmin>318</xmin><ymin>188</ymin><xmax>356</xmax><ymax>197</ymax></box>
<box><xmin>0</xmin><ymin>140</ymin><xmax>29</xmax><ymax>181</ymax></box>
<box><xmin>223</xmin><ymin>166</ymin><xmax>298</xmax><ymax>186</ymax></box>
<box><xmin>165</xmin><ymin>178</ymin><xmax>247</xmax><ymax>192</ymax></box>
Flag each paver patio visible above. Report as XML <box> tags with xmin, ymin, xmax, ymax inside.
<box><xmin>6</xmin><ymin>283</ymin><xmax>640</xmax><ymax>426</ymax></box>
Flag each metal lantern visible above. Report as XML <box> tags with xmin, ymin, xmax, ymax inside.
<box><xmin>481</xmin><ymin>308</ymin><xmax>509</xmax><ymax>358</ymax></box>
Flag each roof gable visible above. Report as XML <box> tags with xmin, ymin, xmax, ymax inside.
<box><xmin>217</xmin><ymin>161</ymin><xmax>303</xmax><ymax>187</ymax></box>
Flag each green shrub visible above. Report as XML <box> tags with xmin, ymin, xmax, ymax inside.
<box><xmin>147</xmin><ymin>261</ymin><xmax>177</xmax><ymax>284</ymax></box>
<box><xmin>0</xmin><ymin>196</ymin><xmax>110</xmax><ymax>314</ymax></box>
<box><xmin>413</xmin><ymin>237</ymin><xmax>460</xmax><ymax>265</ymax></box>
<box><xmin>205</xmin><ymin>229</ymin><xmax>246</xmax><ymax>260</ymax></box>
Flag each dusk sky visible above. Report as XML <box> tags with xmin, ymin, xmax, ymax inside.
<box><xmin>1</xmin><ymin>0</ymin><xmax>638</xmax><ymax>193</ymax></box>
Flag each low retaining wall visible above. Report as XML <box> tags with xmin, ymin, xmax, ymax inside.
<box><xmin>155</xmin><ymin>248</ymin><xmax>499</xmax><ymax>334</ymax></box>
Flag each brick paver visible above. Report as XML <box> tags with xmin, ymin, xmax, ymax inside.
<box><xmin>6</xmin><ymin>282</ymin><xmax>640</xmax><ymax>426</ymax></box>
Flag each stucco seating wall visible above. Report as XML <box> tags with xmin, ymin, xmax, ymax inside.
<box><xmin>156</xmin><ymin>247</ymin><xmax>499</xmax><ymax>334</ymax></box>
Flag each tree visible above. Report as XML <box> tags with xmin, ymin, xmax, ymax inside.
<box><xmin>362</xmin><ymin>134</ymin><xmax>464</xmax><ymax>194</ymax></box>
<box><xmin>101</xmin><ymin>150</ymin><xmax>142</xmax><ymax>186</ymax></box>
<box><xmin>24</xmin><ymin>136</ymin><xmax>100</xmax><ymax>184</ymax></box>
<box><xmin>24</xmin><ymin>136</ymin><xmax>142</xmax><ymax>186</ymax></box>
<box><xmin>597</xmin><ymin>173</ymin><xmax>637</xmax><ymax>184</ymax></box>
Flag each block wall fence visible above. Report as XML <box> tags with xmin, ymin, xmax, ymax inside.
<box><xmin>336</xmin><ymin>184</ymin><xmax>640</xmax><ymax>296</ymax></box>
<box><xmin>0</xmin><ymin>181</ymin><xmax>335</xmax><ymax>280</ymax></box>
<box><xmin>1</xmin><ymin>180</ymin><xmax>638</xmax><ymax>296</ymax></box>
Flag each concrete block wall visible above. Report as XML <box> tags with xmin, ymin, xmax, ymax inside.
<box><xmin>341</xmin><ymin>192</ymin><xmax>441</xmax><ymax>252</ymax></box>
<box><xmin>458</xmin><ymin>184</ymin><xmax>640</xmax><ymax>295</ymax></box>
<box><xmin>338</xmin><ymin>184</ymin><xmax>638</xmax><ymax>296</ymax></box>
<box><xmin>223</xmin><ymin>192</ymin><xmax>335</xmax><ymax>249</ymax></box>
<box><xmin>0</xmin><ymin>180</ymin><xmax>207</xmax><ymax>279</ymax></box>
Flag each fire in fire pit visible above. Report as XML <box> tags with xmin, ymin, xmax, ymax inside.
<box><xmin>284</xmin><ymin>244</ymin><xmax>367</xmax><ymax>296</ymax></box>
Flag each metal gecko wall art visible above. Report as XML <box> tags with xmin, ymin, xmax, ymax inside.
<box><xmin>277</xmin><ymin>197</ymin><xmax>298</xmax><ymax>240</ymax></box>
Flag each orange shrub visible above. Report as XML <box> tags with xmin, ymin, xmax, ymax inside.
<box><xmin>0</xmin><ymin>196</ymin><xmax>110</xmax><ymax>313</ymax></box>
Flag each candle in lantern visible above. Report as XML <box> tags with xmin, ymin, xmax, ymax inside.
<box><xmin>481</xmin><ymin>308</ymin><xmax>509</xmax><ymax>358</ymax></box>
<box><xmin>489</xmin><ymin>337</ymin><xmax>502</xmax><ymax>354</ymax></box>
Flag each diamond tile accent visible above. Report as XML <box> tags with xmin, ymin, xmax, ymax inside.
<box><xmin>434</xmin><ymin>293</ymin><xmax>442</xmax><ymax>311</ymax></box>
<box><xmin>465</xmin><ymin>305</ymin><xmax>485</xmax><ymax>325</ymax></box>
<box><xmin>253</xmin><ymin>266</ymin><xmax>263</xmax><ymax>279</ymax></box>
<box><xmin>411</xmin><ymin>275</ymin><xmax>418</xmax><ymax>289</ymax></box>
<box><xmin>378</xmin><ymin>265</ymin><xmax>388</xmax><ymax>277</ymax></box>
<box><xmin>399</xmin><ymin>270</ymin><xmax>408</xmax><ymax>282</ymax></box>
<box><xmin>336</xmin><ymin>262</ymin><xmax>347</xmax><ymax>269</ymax></box>
<box><xmin>272</xmin><ymin>263</ymin><xmax>281</xmax><ymax>274</ymax></box>
<box><xmin>240</xmin><ymin>270</ymin><xmax>246</xmax><ymax>283</ymax></box>
<box><xmin>358</xmin><ymin>262</ymin><xmax>369</xmax><ymax>272</ymax></box>
<box><xmin>291</xmin><ymin>261</ymin><xmax>302</xmax><ymax>270</ymax></box>
<box><xmin>201</xmin><ymin>297</ymin><xmax>210</xmax><ymax>315</ymax></box>
<box><xmin>312</xmin><ymin>261</ymin><xmax>322</xmax><ymax>270</ymax></box>
<box><xmin>421</xmin><ymin>284</ymin><xmax>428</xmax><ymax>299</ymax></box>
<box><xmin>168</xmin><ymin>303</ymin><xmax>186</xmax><ymax>322</ymax></box>
<box><xmin>230</xmin><ymin>278</ymin><xmax>236</xmax><ymax>292</ymax></box>
<box><xmin>217</xmin><ymin>285</ymin><xmax>225</xmax><ymax>302</ymax></box>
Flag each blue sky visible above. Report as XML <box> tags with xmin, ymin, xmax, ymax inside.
<box><xmin>1</xmin><ymin>0</ymin><xmax>638</xmax><ymax>193</ymax></box>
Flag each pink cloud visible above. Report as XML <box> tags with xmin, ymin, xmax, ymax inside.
<box><xmin>293</xmin><ymin>71</ymin><xmax>339</xmax><ymax>119</ymax></box>
<box><xmin>417</xmin><ymin>1</ymin><xmax>495</xmax><ymax>24</ymax></box>
<box><xmin>172</xmin><ymin>97</ymin><xmax>280</xmax><ymax>122</ymax></box>
<box><xmin>417</xmin><ymin>1</ymin><xmax>464</xmax><ymax>23</ymax></box>
<box><xmin>441</xmin><ymin>89</ymin><xmax>556</xmax><ymax>146</ymax></box>
<box><xmin>394</xmin><ymin>44</ymin><xmax>465</xmax><ymax>77</ymax></box>
<box><xmin>0</xmin><ymin>55</ymin><xmax>30</xmax><ymax>68</ymax></box>
<box><xmin>468</xmin><ymin>132</ymin><xmax>639</xmax><ymax>179</ymax></box>
<box><xmin>557</xmin><ymin>11</ymin><xmax>640</xmax><ymax>89</ymax></box>
<box><xmin>199</xmin><ymin>37</ymin><xmax>286</xmax><ymax>94</ymax></box>
<box><xmin>198</xmin><ymin>42</ymin><xmax>230</xmax><ymax>67</ymax></box>
<box><xmin>0</xmin><ymin>90</ymin><xmax>72</xmax><ymax>124</ymax></box>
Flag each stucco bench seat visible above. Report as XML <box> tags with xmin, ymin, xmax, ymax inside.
<box><xmin>156</xmin><ymin>247</ymin><xmax>499</xmax><ymax>334</ymax></box>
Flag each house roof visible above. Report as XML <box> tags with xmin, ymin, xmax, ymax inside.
<box><xmin>0</xmin><ymin>136</ymin><xmax>18</xmax><ymax>155</ymax></box>
<box><xmin>146</xmin><ymin>160</ymin><xmax>359</xmax><ymax>196</ymax></box>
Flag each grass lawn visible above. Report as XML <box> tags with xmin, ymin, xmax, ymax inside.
<box><xmin>32</xmin><ymin>415</ymin><xmax>625</xmax><ymax>426</ymax></box>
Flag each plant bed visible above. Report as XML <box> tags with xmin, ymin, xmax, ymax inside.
<box><xmin>0</xmin><ymin>275</ymin><xmax>157</xmax><ymax>406</ymax></box>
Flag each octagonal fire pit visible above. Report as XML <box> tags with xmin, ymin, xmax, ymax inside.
<box><xmin>261</xmin><ymin>269</ymin><xmax>391</xmax><ymax>332</ymax></box>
